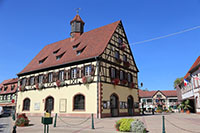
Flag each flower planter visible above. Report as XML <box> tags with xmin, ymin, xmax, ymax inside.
<box><xmin>60</xmin><ymin>81</ymin><xmax>65</xmax><ymax>87</ymax></box>
<box><xmin>123</xmin><ymin>61</ymin><xmax>130</xmax><ymax>68</ymax></box>
<box><xmin>186</xmin><ymin>110</ymin><xmax>190</xmax><ymax>114</ymax></box>
<box><xmin>119</xmin><ymin>44</ymin><xmax>126</xmax><ymax>50</ymax></box>
<box><xmin>19</xmin><ymin>85</ymin><xmax>25</xmax><ymax>91</ymax></box>
<box><xmin>115</xmin><ymin>58</ymin><xmax>122</xmax><ymax>64</ymax></box>
<box><xmin>180</xmin><ymin>109</ymin><xmax>184</xmax><ymax>113</ymax></box>
<box><xmin>56</xmin><ymin>80</ymin><xmax>60</xmax><ymax>87</ymax></box>
<box><xmin>112</xmin><ymin>78</ymin><xmax>120</xmax><ymax>85</ymax></box>
<box><xmin>121</xmin><ymin>80</ymin><xmax>128</xmax><ymax>85</ymax></box>
<box><xmin>128</xmin><ymin>82</ymin><xmax>135</xmax><ymax>88</ymax></box>
<box><xmin>82</xmin><ymin>76</ymin><xmax>93</xmax><ymax>84</ymax></box>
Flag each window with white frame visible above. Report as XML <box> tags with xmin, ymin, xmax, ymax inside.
<box><xmin>30</xmin><ymin>77</ymin><xmax>35</xmax><ymax>85</ymax></box>
<box><xmin>111</xmin><ymin>68</ymin><xmax>116</xmax><ymax>79</ymax></box>
<box><xmin>128</xmin><ymin>73</ymin><xmax>131</xmax><ymax>82</ymax></box>
<box><xmin>22</xmin><ymin>78</ymin><xmax>26</xmax><ymax>86</ymax></box>
<box><xmin>71</xmin><ymin>68</ymin><xmax>77</xmax><ymax>79</ymax></box>
<box><xmin>120</xmin><ymin>71</ymin><xmax>124</xmax><ymax>80</ymax></box>
<box><xmin>59</xmin><ymin>71</ymin><xmax>64</xmax><ymax>81</ymax></box>
<box><xmin>48</xmin><ymin>73</ymin><xmax>53</xmax><ymax>83</ymax></box>
<box><xmin>85</xmin><ymin>65</ymin><xmax>91</xmax><ymax>76</ymax></box>
<box><xmin>38</xmin><ymin>75</ymin><xmax>43</xmax><ymax>84</ymax></box>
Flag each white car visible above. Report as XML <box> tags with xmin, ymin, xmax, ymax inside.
<box><xmin>0</xmin><ymin>106</ymin><xmax>3</xmax><ymax>116</ymax></box>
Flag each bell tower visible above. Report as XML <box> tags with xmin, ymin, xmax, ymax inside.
<box><xmin>70</xmin><ymin>11</ymin><xmax>85</xmax><ymax>40</ymax></box>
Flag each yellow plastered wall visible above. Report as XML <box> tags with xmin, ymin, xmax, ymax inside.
<box><xmin>16</xmin><ymin>83</ymin><xmax>97</xmax><ymax>114</ymax></box>
<box><xmin>101</xmin><ymin>83</ymin><xmax>139</xmax><ymax>114</ymax></box>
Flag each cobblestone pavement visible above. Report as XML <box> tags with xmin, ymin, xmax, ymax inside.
<box><xmin>0</xmin><ymin>116</ymin><xmax>12</xmax><ymax>133</ymax></box>
<box><xmin>15</xmin><ymin>113</ymin><xmax>200</xmax><ymax>133</ymax></box>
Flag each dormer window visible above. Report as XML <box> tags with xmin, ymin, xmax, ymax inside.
<box><xmin>39</xmin><ymin>56</ymin><xmax>48</xmax><ymax>64</ymax></box>
<box><xmin>56</xmin><ymin>52</ymin><xmax>65</xmax><ymax>60</ymax></box>
<box><xmin>11</xmin><ymin>85</ymin><xmax>15</xmax><ymax>91</ymax></box>
<box><xmin>53</xmin><ymin>48</ymin><xmax>60</xmax><ymax>54</ymax></box>
<box><xmin>77</xmin><ymin>46</ymin><xmax>86</xmax><ymax>56</ymax></box>
<box><xmin>4</xmin><ymin>86</ymin><xmax>8</xmax><ymax>91</ymax></box>
<box><xmin>73</xmin><ymin>43</ymin><xmax>80</xmax><ymax>50</ymax></box>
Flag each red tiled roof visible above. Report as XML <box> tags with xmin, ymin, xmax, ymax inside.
<box><xmin>139</xmin><ymin>90</ymin><xmax>157</xmax><ymax>98</ymax></box>
<box><xmin>139</xmin><ymin>90</ymin><xmax>177</xmax><ymax>98</ymax></box>
<box><xmin>0</xmin><ymin>78</ymin><xmax>18</xmax><ymax>94</ymax></box>
<box><xmin>18</xmin><ymin>20</ymin><xmax>120</xmax><ymax>75</ymax></box>
<box><xmin>70</xmin><ymin>14</ymin><xmax>85</xmax><ymax>24</ymax></box>
<box><xmin>161</xmin><ymin>90</ymin><xmax>177</xmax><ymax>97</ymax></box>
<box><xmin>184</xmin><ymin>56</ymin><xmax>200</xmax><ymax>79</ymax></box>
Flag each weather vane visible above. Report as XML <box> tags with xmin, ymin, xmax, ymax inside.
<box><xmin>76</xmin><ymin>8</ymin><xmax>81</xmax><ymax>14</ymax></box>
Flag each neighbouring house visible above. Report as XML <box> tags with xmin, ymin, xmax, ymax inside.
<box><xmin>0</xmin><ymin>78</ymin><xmax>18</xmax><ymax>110</ymax></box>
<box><xmin>176</xmin><ymin>56</ymin><xmax>200</xmax><ymax>113</ymax></box>
<box><xmin>16</xmin><ymin>14</ymin><xmax>140</xmax><ymax>118</ymax></box>
<box><xmin>139</xmin><ymin>90</ymin><xmax>178</xmax><ymax>111</ymax></box>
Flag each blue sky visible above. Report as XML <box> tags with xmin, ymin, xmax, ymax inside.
<box><xmin>0</xmin><ymin>0</ymin><xmax>199</xmax><ymax>90</ymax></box>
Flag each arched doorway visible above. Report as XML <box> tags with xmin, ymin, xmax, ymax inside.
<box><xmin>127</xmin><ymin>95</ymin><xmax>134</xmax><ymax>116</ymax></box>
<box><xmin>45</xmin><ymin>96</ymin><xmax>54</xmax><ymax>112</ymax></box>
<box><xmin>110</xmin><ymin>93</ymin><xmax>119</xmax><ymax>117</ymax></box>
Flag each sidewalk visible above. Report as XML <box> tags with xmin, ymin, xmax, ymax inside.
<box><xmin>15</xmin><ymin>113</ymin><xmax>200</xmax><ymax>133</ymax></box>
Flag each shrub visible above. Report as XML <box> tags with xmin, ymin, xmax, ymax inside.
<box><xmin>15</xmin><ymin>113</ymin><xmax>29</xmax><ymax>127</ymax></box>
<box><xmin>115</xmin><ymin>118</ymin><xmax>135</xmax><ymax>132</ymax></box>
<box><xmin>131</xmin><ymin>119</ymin><xmax>146</xmax><ymax>133</ymax></box>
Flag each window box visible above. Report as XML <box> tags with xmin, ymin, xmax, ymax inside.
<box><xmin>119</xmin><ymin>44</ymin><xmax>126</xmax><ymax>50</ymax></box>
<box><xmin>121</xmin><ymin>79</ymin><xmax>128</xmax><ymax>85</ymax></box>
<box><xmin>112</xmin><ymin>78</ymin><xmax>120</xmax><ymax>85</ymax></box>
<box><xmin>82</xmin><ymin>76</ymin><xmax>93</xmax><ymax>84</ymax></box>
<box><xmin>19</xmin><ymin>85</ymin><xmax>25</xmax><ymax>91</ymax></box>
<box><xmin>36</xmin><ymin>83</ymin><xmax>44</xmax><ymax>90</ymax></box>
<box><xmin>123</xmin><ymin>61</ymin><xmax>130</xmax><ymax>68</ymax></box>
<box><xmin>128</xmin><ymin>82</ymin><xmax>135</xmax><ymax>88</ymax></box>
<box><xmin>114</xmin><ymin>58</ymin><xmax>122</xmax><ymax>64</ymax></box>
<box><xmin>56</xmin><ymin>80</ymin><xmax>60</xmax><ymax>87</ymax></box>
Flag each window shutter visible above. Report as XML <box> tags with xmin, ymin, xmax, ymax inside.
<box><xmin>35</xmin><ymin>76</ymin><xmax>38</xmax><ymax>84</ymax></box>
<box><xmin>46</xmin><ymin>73</ymin><xmax>49</xmax><ymax>83</ymax></box>
<box><xmin>64</xmin><ymin>70</ymin><xmax>67</xmax><ymax>80</ymax></box>
<box><xmin>53</xmin><ymin>72</ymin><xmax>57</xmax><ymax>82</ymax></box>
<box><xmin>56</xmin><ymin>72</ymin><xmax>59</xmax><ymax>80</ymax></box>
<box><xmin>130</xmin><ymin>73</ymin><xmax>133</xmax><ymax>82</ymax></box>
<box><xmin>116</xmin><ymin>69</ymin><xmax>120</xmax><ymax>79</ymax></box>
<box><xmin>43</xmin><ymin>74</ymin><xmax>47</xmax><ymax>83</ymax></box>
<box><xmin>68</xmin><ymin>69</ymin><xmax>71</xmax><ymax>80</ymax></box>
<box><xmin>90</xmin><ymin>65</ymin><xmax>95</xmax><ymax>76</ymax></box>
<box><xmin>76</xmin><ymin>68</ymin><xmax>80</xmax><ymax>78</ymax></box>
<box><xmin>124</xmin><ymin>72</ymin><xmax>128</xmax><ymax>81</ymax></box>
<box><xmin>26</xmin><ymin>78</ymin><xmax>29</xmax><ymax>86</ymax></box>
<box><xmin>109</xmin><ymin>67</ymin><xmax>112</xmax><ymax>78</ymax></box>
<box><xmin>81</xmin><ymin>67</ymin><xmax>85</xmax><ymax>77</ymax></box>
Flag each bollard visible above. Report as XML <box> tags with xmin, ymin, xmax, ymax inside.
<box><xmin>162</xmin><ymin>115</ymin><xmax>166</xmax><ymax>133</ymax></box>
<box><xmin>54</xmin><ymin>113</ymin><xmax>57</xmax><ymax>127</ymax></box>
<box><xmin>91</xmin><ymin>114</ymin><xmax>95</xmax><ymax>129</ymax></box>
<box><xmin>12</xmin><ymin>125</ymin><xmax>16</xmax><ymax>133</ymax></box>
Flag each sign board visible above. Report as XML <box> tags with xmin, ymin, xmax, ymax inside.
<box><xmin>34</xmin><ymin>102</ymin><xmax>40</xmax><ymax>110</ymax></box>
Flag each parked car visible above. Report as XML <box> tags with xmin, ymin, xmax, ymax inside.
<box><xmin>3</xmin><ymin>108</ymin><xmax>12</xmax><ymax>116</ymax></box>
<box><xmin>0</xmin><ymin>106</ymin><xmax>3</xmax><ymax>116</ymax></box>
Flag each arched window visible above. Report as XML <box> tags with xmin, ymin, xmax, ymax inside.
<box><xmin>45</xmin><ymin>96</ymin><xmax>54</xmax><ymax>112</ymax></box>
<box><xmin>23</xmin><ymin>98</ymin><xmax>30</xmax><ymax>111</ymax></box>
<box><xmin>74</xmin><ymin>94</ymin><xmax>85</xmax><ymax>110</ymax></box>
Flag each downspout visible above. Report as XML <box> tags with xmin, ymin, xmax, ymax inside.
<box><xmin>95</xmin><ymin>57</ymin><xmax>100</xmax><ymax>119</ymax></box>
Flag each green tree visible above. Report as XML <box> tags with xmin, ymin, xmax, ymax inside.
<box><xmin>173</xmin><ymin>77</ymin><xmax>183</xmax><ymax>89</ymax></box>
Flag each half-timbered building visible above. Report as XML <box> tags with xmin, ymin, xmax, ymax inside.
<box><xmin>16</xmin><ymin>14</ymin><xmax>139</xmax><ymax>118</ymax></box>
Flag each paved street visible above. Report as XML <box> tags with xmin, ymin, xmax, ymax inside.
<box><xmin>14</xmin><ymin>113</ymin><xmax>200</xmax><ymax>133</ymax></box>
<box><xmin>0</xmin><ymin>116</ymin><xmax>12</xmax><ymax>133</ymax></box>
